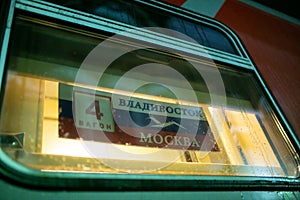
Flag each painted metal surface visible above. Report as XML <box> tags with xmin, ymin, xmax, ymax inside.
<box><xmin>0</xmin><ymin>0</ymin><xmax>15</xmax><ymax>91</ymax></box>
<box><xmin>1</xmin><ymin>179</ymin><xmax>300</xmax><ymax>200</ymax></box>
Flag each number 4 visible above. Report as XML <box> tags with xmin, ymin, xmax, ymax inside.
<box><xmin>85</xmin><ymin>100</ymin><xmax>104</xmax><ymax>120</ymax></box>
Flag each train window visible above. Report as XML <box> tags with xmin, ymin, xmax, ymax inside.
<box><xmin>0</xmin><ymin>13</ymin><xmax>298</xmax><ymax>180</ymax></box>
<box><xmin>44</xmin><ymin>0</ymin><xmax>239</xmax><ymax>55</ymax></box>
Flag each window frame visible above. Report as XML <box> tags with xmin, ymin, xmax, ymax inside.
<box><xmin>0</xmin><ymin>0</ymin><xmax>299</xmax><ymax>190</ymax></box>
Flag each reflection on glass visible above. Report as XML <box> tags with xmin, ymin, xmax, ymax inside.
<box><xmin>0</xmin><ymin>15</ymin><xmax>298</xmax><ymax>177</ymax></box>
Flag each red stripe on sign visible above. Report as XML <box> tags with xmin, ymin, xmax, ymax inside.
<box><xmin>77</xmin><ymin>126</ymin><xmax>219</xmax><ymax>151</ymax></box>
<box><xmin>59</xmin><ymin>117</ymin><xmax>219</xmax><ymax>151</ymax></box>
<box><xmin>160</xmin><ymin>0</ymin><xmax>187</xmax><ymax>6</ymax></box>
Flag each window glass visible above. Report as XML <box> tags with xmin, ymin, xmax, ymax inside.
<box><xmin>0</xmin><ymin>15</ymin><xmax>298</xmax><ymax>177</ymax></box>
<box><xmin>44</xmin><ymin>0</ymin><xmax>239</xmax><ymax>55</ymax></box>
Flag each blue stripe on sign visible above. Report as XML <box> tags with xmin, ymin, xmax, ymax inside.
<box><xmin>59</xmin><ymin>99</ymin><xmax>73</xmax><ymax>118</ymax></box>
<box><xmin>59</xmin><ymin>98</ymin><xmax>211</xmax><ymax>135</ymax></box>
<box><xmin>114</xmin><ymin>109</ymin><xmax>210</xmax><ymax>135</ymax></box>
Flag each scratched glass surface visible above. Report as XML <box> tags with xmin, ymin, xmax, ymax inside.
<box><xmin>0</xmin><ymin>15</ymin><xmax>298</xmax><ymax>177</ymax></box>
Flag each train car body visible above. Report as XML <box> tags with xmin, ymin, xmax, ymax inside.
<box><xmin>0</xmin><ymin>0</ymin><xmax>299</xmax><ymax>199</ymax></box>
